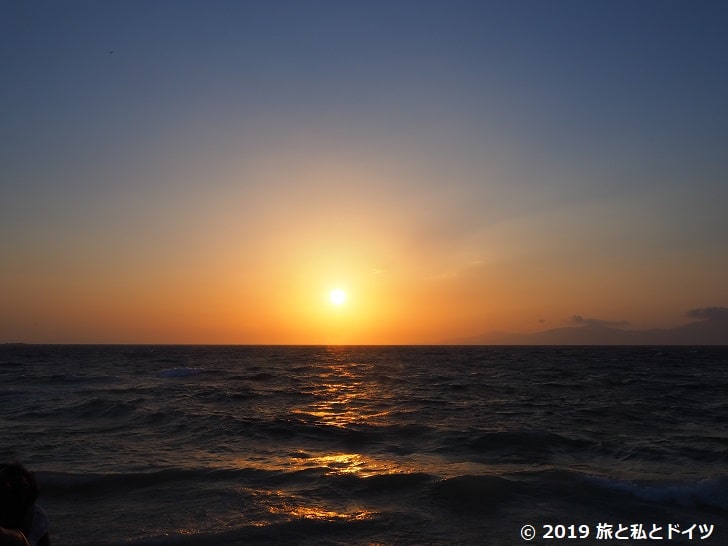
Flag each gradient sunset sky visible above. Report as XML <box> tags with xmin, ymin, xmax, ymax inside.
<box><xmin>2</xmin><ymin>1</ymin><xmax>727</xmax><ymax>344</ymax></box>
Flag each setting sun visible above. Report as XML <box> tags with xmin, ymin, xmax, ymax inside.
<box><xmin>329</xmin><ymin>289</ymin><xmax>347</xmax><ymax>306</ymax></box>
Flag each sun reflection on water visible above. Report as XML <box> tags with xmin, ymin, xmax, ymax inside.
<box><xmin>291</xmin><ymin>349</ymin><xmax>396</xmax><ymax>428</ymax></box>
<box><xmin>290</xmin><ymin>450</ymin><xmax>409</xmax><ymax>477</ymax></box>
<box><xmin>230</xmin><ymin>349</ymin><xmax>422</xmax><ymax>526</ymax></box>
<box><xmin>269</xmin><ymin>502</ymin><xmax>374</xmax><ymax>522</ymax></box>
<box><xmin>265</xmin><ymin>352</ymin><xmax>400</xmax><ymax>524</ymax></box>
<box><xmin>251</xmin><ymin>489</ymin><xmax>376</xmax><ymax>523</ymax></box>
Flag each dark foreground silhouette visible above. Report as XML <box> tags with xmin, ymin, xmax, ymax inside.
<box><xmin>0</xmin><ymin>464</ymin><xmax>49</xmax><ymax>546</ymax></box>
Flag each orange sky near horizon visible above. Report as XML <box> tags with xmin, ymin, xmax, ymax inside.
<box><xmin>4</xmin><ymin>149</ymin><xmax>726</xmax><ymax>345</ymax></box>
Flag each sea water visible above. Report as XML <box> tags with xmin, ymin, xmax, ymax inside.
<box><xmin>1</xmin><ymin>345</ymin><xmax>726</xmax><ymax>545</ymax></box>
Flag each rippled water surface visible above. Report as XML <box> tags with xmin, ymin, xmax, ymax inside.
<box><xmin>1</xmin><ymin>345</ymin><xmax>726</xmax><ymax>544</ymax></box>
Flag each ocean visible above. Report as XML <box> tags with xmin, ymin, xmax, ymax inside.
<box><xmin>1</xmin><ymin>345</ymin><xmax>726</xmax><ymax>545</ymax></box>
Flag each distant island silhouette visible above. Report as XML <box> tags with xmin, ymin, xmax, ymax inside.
<box><xmin>454</xmin><ymin>306</ymin><xmax>728</xmax><ymax>345</ymax></box>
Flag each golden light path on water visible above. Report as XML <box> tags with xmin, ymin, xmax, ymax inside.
<box><xmin>226</xmin><ymin>351</ymin><xmax>499</xmax><ymax>526</ymax></box>
<box><xmin>232</xmin><ymin>355</ymin><xmax>397</xmax><ymax>524</ymax></box>
<box><xmin>289</xmin><ymin>353</ymin><xmax>394</xmax><ymax>428</ymax></box>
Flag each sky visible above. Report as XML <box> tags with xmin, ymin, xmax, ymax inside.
<box><xmin>2</xmin><ymin>0</ymin><xmax>727</xmax><ymax>344</ymax></box>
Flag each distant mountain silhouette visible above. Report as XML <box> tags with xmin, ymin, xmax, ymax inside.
<box><xmin>454</xmin><ymin>308</ymin><xmax>728</xmax><ymax>345</ymax></box>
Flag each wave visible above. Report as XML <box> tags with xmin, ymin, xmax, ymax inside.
<box><xmin>429</xmin><ymin>429</ymin><xmax>600</xmax><ymax>464</ymax></box>
<box><xmin>586</xmin><ymin>474</ymin><xmax>728</xmax><ymax>510</ymax></box>
<box><xmin>468</xmin><ymin>430</ymin><xmax>596</xmax><ymax>453</ymax></box>
<box><xmin>80</xmin><ymin>516</ymin><xmax>391</xmax><ymax>546</ymax></box>
<box><xmin>71</xmin><ymin>397</ymin><xmax>142</xmax><ymax>417</ymax></box>
<box><xmin>159</xmin><ymin>367</ymin><xmax>206</xmax><ymax>378</ymax></box>
<box><xmin>41</xmin><ymin>373</ymin><xmax>120</xmax><ymax>384</ymax></box>
<box><xmin>37</xmin><ymin>466</ymin><xmax>436</xmax><ymax>506</ymax></box>
<box><xmin>431</xmin><ymin>474</ymin><xmax>522</xmax><ymax>512</ymax></box>
<box><xmin>39</xmin><ymin>463</ymin><xmax>728</xmax><ymax>511</ymax></box>
<box><xmin>37</xmin><ymin>465</ymin><xmax>728</xmax><ymax>546</ymax></box>
<box><xmin>38</xmin><ymin>467</ymin><xmax>263</xmax><ymax>496</ymax></box>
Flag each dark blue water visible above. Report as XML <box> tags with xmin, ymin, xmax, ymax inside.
<box><xmin>1</xmin><ymin>345</ymin><xmax>726</xmax><ymax>545</ymax></box>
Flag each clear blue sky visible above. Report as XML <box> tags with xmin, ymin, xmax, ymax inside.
<box><xmin>2</xmin><ymin>1</ymin><xmax>727</xmax><ymax>343</ymax></box>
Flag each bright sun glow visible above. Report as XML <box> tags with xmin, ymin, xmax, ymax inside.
<box><xmin>329</xmin><ymin>289</ymin><xmax>346</xmax><ymax>306</ymax></box>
